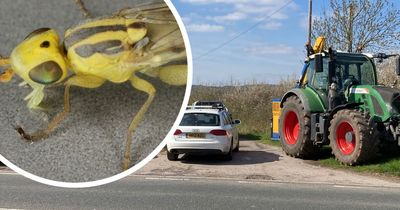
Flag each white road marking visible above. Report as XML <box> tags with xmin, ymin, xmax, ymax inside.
<box><xmin>0</xmin><ymin>171</ymin><xmax>17</xmax><ymax>175</ymax></box>
<box><xmin>0</xmin><ymin>208</ymin><xmax>25</xmax><ymax>210</ymax></box>
<box><xmin>145</xmin><ymin>177</ymin><xmax>190</xmax><ymax>181</ymax></box>
<box><xmin>333</xmin><ymin>185</ymin><xmax>376</xmax><ymax>190</ymax></box>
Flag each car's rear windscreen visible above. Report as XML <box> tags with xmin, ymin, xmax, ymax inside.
<box><xmin>180</xmin><ymin>113</ymin><xmax>220</xmax><ymax>126</ymax></box>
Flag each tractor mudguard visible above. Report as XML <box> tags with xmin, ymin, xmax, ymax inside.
<box><xmin>280</xmin><ymin>87</ymin><xmax>326</xmax><ymax>115</ymax></box>
<box><xmin>324</xmin><ymin>102</ymin><xmax>364</xmax><ymax>139</ymax></box>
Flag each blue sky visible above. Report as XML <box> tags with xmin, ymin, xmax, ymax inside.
<box><xmin>172</xmin><ymin>0</ymin><xmax>400</xmax><ymax>85</ymax></box>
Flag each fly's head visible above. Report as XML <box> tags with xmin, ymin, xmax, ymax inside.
<box><xmin>8</xmin><ymin>28</ymin><xmax>68</xmax><ymax>87</ymax></box>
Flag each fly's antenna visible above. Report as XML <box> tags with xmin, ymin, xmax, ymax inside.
<box><xmin>0</xmin><ymin>54</ymin><xmax>14</xmax><ymax>83</ymax></box>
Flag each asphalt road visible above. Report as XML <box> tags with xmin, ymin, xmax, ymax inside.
<box><xmin>0</xmin><ymin>0</ymin><xmax>187</xmax><ymax>182</ymax></box>
<box><xmin>0</xmin><ymin>173</ymin><xmax>400</xmax><ymax>210</ymax></box>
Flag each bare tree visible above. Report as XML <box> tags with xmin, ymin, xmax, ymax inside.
<box><xmin>313</xmin><ymin>0</ymin><xmax>400</xmax><ymax>53</ymax></box>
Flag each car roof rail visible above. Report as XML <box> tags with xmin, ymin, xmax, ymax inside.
<box><xmin>187</xmin><ymin>105</ymin><xmax>227</xmax><ymax>111</ymax></box>
<box><xmin>192</xmin><ymin>100</ymin><xmax>226</xmax><ymax>108</ymax></box>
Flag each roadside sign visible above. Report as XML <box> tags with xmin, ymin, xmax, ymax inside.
<box><xmin>271</xmin><ymin>98</ymin><xmax>281</xmax><ymax>141</ymax></box>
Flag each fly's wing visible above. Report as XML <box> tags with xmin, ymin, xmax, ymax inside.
<box><xmin>119</xmin><ymin>2</ymin><xmax>187</xmax><ymax>81</ymax></box>
<box><xmin>116</xmin><ymin>3</ymin><xmax>176</xmax><ymax>24</ymax></box>
<box><xmin>136</xmin><ymin>24</ymin><xmax>187</xmax><ymax>86</ymax></box>
<box><xmin>117</xmin><ymin>1</ymin><xmax>183</xmax><ymax>51</ymax></box>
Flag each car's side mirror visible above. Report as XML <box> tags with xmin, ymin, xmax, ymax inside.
<box><xmin>396</xmin><ymin>56</ymin><xmax>400</xmax><ymax>76</ymax></box>
<box><xmin>233</xmin><ymin>119</ymin><xmax>241</xmax><ymax>125</ymax></box>
<box><xmin>315</xmin><ymin>54</ymin><xmax>323</xmax><ymax>73</ymax></box>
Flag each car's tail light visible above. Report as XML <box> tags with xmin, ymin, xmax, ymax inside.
<box><xmin>174</xmin><ymin>129</ymin><xmax>183</xmax><ymax>135</ymax></box>
<box><xmin>210</xmin><ymin>129</ymin><xmax>227</xmax><ymax>136</ymax></box>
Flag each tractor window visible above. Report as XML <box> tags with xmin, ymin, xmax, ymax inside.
<box><xmin>335</xmin><ymin>55</ymin><xmax>376</xmax><ymax>90</ymax></box>
<box><xmin>306</xmin><ymin>58</ymin><xmax>329</xmax><ymax>91</ymax></box>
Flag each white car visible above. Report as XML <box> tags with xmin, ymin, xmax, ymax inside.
<box><xmin>167</xmin><ymin>102</ymin><xmax>241</xmax><ymax>161</ymax></box>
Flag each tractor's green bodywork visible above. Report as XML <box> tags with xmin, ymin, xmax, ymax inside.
<box><xmin>348</xmin><ymin>85</ymin><xmax>400</xmax><ymax>122</ymax></box>
<box><xmin>280</xmin><ymin>51</ymin><xmax>400</xmax><ymax>146</ymax></box>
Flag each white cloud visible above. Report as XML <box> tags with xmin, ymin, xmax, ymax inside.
<box><xmin>181</xmin><ymin>16</ymin><xmax>192</xmax><ymax>24</ymax></box>
<box><xmin>181</xmin><ymin>0</ymin><xmax>295</xmax><ymax>6</ymax></box>
<box><xmin>234</xmin><ymin>4</ymin><xmax>288</xmax><ymax>19</ymax></box>
<box><xmin>211</xmin><ymin>12</ymin><xmax>247</xmax><ymax>22</ymax></box>
<box><xmin>181</xmin><ymin>0</ymin><xmax>299</xmax><ymax>30</ymax></box>
<box><xmin>186</xmin><ymin>24</ymin><xmax>225</xmax><ymax>32</ymax></box>
<box><xmin>181</xmin><ymin>0</ymin><xmax>247</xmax><ymax>4</ymax></box>
<box><xmin>244</xmin><ymin>44</ymin><xmax>296</xmax><ymax>55</ymax></box>
<box><xmin>260</xmin><ymin>22</ymin><xmax>282</xmax><ymax>30</ymax></box>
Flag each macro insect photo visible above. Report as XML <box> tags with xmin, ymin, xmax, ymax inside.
<box><xmin>0</xmin><ymin>0</ymin><xmax>190</xmax><ymax>183</ymax></box>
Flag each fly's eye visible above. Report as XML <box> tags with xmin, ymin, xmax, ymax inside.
<box><xmin>40</xmin><ymin>41</ymin><xmax>50</xmax><ymax>48</ymax></box>
<box><xmin>29</xmin><ymin>61</ymin><xmax>62</xmax><ymax>85</ymax></box>
<box><xmin>24</xmin><ymin>28</ymin><xmax>51</xmax><ymax>40</ymax></box>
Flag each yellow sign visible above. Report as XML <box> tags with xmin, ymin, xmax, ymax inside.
<box><xmin>271</xmin><ymin>99</ymin><xmax>281</xmax><ymax>140</ymax></box>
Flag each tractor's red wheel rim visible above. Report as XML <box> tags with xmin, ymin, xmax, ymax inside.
<box><xmin>283</xmin><ymin>111</ymin><xmax>299</xmax><ymax>145</ymax></box>
<box><xmin>336</xmin><ymin>121</ymin><xmax>355</xmax><ymax>155</ymax></box>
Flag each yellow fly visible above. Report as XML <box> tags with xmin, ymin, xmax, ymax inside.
<box><xmin>0</xmin><ymin>0</ymin><xmax>188</xmax><ymax>170</ymax></box>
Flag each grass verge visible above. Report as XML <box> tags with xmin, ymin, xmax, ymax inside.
<box><xmin>318</xmin><ymin>153</ymin><xmax>400</xmax><ymax>177</ymax></box>
<box><xmin>244</xmin><ymin>132</ymin><xmax>400</xmax><ymax>178</ymax></box>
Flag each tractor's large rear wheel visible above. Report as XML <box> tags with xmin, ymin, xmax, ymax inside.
<box><xmin>279</xmin><ymin>96</ymin><xmax>319</xmax><ymax>158</ymax></box>
<box><xmin>329</xmin><ymin>110</ymin><xmax>378</xmax><ymax>165</ymax></box>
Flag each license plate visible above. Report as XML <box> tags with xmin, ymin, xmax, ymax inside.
<box><xmin>187</xmin><ymin>133</ymin><xmax>205</xmax><ymax>138</ymax></box>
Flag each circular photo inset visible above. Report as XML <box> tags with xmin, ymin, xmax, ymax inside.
<box><xmin>0</xmin><ymin>0</ymin><xmax>192</xmax><ymax>187</ymax></box>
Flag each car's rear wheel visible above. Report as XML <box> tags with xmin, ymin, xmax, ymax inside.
<box><xmin>167</xmin><ymin>150</ymin><xmax>179</xmax><ymax>161</ymax></box>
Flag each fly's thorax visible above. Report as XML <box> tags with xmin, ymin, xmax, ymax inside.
<box><xmin>63</xmin><ymin>17</ymin><xmax>149</xmax><ymax>82</ymax></box>
<box><xmin>64</xmin><ymin>17</ymin><xmax>147</xmax><ymax>51</ymax></box>
<box><xmin>10</xmin><ymin>28</ymin><xmax>68</xmax><ymax>86</ymax></box>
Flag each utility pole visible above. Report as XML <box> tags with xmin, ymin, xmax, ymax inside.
<box><xmin>347</xmin><ymin>2</ymin><xmax>354</xmax><ymax>52</ymax></box>
<box><xmin>307</xmin><ymin>0</ymin><xmax>313</xmax><ymax>55</ymax></box>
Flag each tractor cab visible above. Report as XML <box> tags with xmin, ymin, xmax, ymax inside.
<box><xmin>301</xmin><ymin>51</ymin><xmax>378</xmax><ymax>111</ymax></box>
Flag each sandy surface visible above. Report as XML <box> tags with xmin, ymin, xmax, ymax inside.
<box><xmin>138</xmin><ymin>140</ymin><xmax>400</xmax><ymax>187</ymax></box>
<box><xmin>0</xmin><ymin>0</ymin><xmax>187</xmax><ymax>182</ymax></box>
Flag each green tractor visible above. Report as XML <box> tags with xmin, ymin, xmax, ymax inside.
<box><xmin>279</xmin><ymin>39</ymin><xmax>400</xmax><ymax>165</ymax></box>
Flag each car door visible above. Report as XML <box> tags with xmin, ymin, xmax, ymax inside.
<box><xmin>222</xmin><ymin>112</ymin><xmax>238</xmax><ymax>147</ymax></box>
<box><xmin>221</xmin><ymin>112</ymin><xmax>232</xmax><ymax>139</ymax></box>
<box><xmin>227</xmin><ymin>112</ymin><xmax>239</xmax><ymax>146</ymax></box>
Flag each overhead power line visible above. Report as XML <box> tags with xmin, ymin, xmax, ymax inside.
<box><xmin>194</xmin><ymin>0</ymin><xmax>295</xmax><ymax>60</ymax></box>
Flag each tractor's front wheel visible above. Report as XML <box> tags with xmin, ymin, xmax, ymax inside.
<box><xmin>329</xmin><ymin>110</ymin><xmax>378</xmax><ymax>165</ymax></box>
<box><xmin>279</xmin><ymin>96</ymin><xmax>319</xmax><ymax>158</ymax></box>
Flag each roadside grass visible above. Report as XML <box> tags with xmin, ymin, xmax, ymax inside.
<box><xmin>318</xmin><ymin>151</ymin><xmax>400</xmax><ymax>177</ymax></box>
<box><xmin>241</xmin><ymin>131</ymin><xmax>400</xmax><ymax>178</ymax></box>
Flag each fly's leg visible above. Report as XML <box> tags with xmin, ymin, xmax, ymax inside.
<box><xmin>122</xmin><ymin>74</ymin><xmax>156</xmax><ymax>170</ymax></box>
<box><xmin>75</xmin><ymin>0</ymin><xmax>92</xmax><ymax>18</ymax></box>
<box><xmin>16</xmin><ymin>84</ymin><xmax>72</xmax><ymax>140</ymax></box>
<box><xmin>24</xmin><ymin>86</ymin><xmax>45</xmax><ymax>110</ymax></box>
<box><xmin>16</xmin><ymin>75</ymin><xmax>105</xmax><ymax>141</ymax></box>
